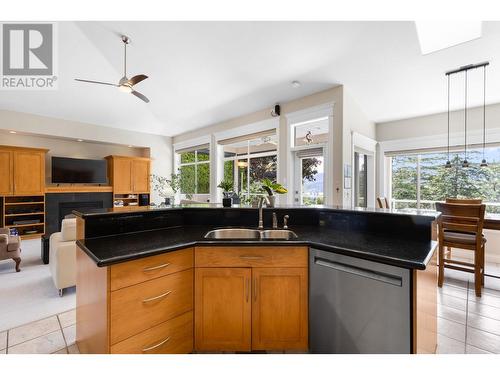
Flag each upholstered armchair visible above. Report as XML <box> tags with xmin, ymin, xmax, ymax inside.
<box><xmin>49</xmin><ymin>218</ymin><xmax>77</xmax><ymax>296</ymax></box>
<box><xmin>0</xmin><ymin>228</ymin><xmax>21</xmax><ymax>272</ymax></box>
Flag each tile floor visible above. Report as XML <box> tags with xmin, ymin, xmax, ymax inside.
<box><xmin>1</xmin><ymin>263</ymin><xmax>499</xmax><ymax>354</ymax></box>
<box><xmin>437</xmin><ymin>261</ymin><xmax>500</xmax><ymax>354</ymax></box>
<box><xmin>0</xmin><ymin>309</ymin><xmax>79</xmax><ymax>354</ymax></box>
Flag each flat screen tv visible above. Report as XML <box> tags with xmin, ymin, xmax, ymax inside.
<box><xmin>51</xmin><ymin>157</ymin><xmax>107</xmax><ymax>184</ymax></box>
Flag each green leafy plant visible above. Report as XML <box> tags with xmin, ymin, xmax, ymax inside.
<box><xmin>217</xmin><ymin>180</ymin><xmax>234</xmax><ymax>198</ymax></box>
<box><xmin>150</xmin><ymin>173</ymin><xmax>180</xmax><ymax>197</ymax></box>
<box><xmin>261</xmin><ymin>178</ymin><xmax>287</xmax><ymax>196</ymax></box>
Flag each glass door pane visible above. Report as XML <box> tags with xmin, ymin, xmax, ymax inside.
<box><xmin>354</xmin><ymin>152</ymin><xmax>367</xmax><ymax>208</ymax></box>
<box><xmin>300</xmin><ymin>156</ymin><xmax>324</xmax><ymax>205</ymax></box>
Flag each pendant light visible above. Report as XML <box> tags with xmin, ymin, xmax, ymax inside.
<box><xmin>445</xmin><ymin>74</ymin><xmax>452</xmax><ymax>168</ymax></box>
<box><xmin>480</xmin><ymin>65</ymin><xmax>488</xmax><ymax>167</ymax></box>
<box><xmin>445</xmin><ymin>62</ymin><xmax>489</xmax><ymax>169</ymax></box>
<box><xmin>462</xmin><ymin>69</ymin><xmax>469</xmax><ymax>168</ymax></box>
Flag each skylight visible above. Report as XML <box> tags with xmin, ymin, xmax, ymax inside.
<box><xmin>415</xmin><ymin>21</ymin><xmax>482</xmax><ymax>55</ymax></box>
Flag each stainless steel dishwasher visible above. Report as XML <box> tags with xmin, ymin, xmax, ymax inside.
<box><xmin>309</xmin><ymin>248</ymin><xmax>411</xmax><ymax>353</ymax></box>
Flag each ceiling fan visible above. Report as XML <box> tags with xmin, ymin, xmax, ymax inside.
<box><xmin>75</xmin><ymin>35</ymin><xmax>150</xmax><ymax>103</ymax></box>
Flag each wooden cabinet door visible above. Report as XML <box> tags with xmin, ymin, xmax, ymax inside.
<box><xmin>0</xmin><ymin>150</ymin><xmax>13</xmax><ymax>195</ymax></box>
<box><xmin>131</xmin><ymin>159</ymin><xmax>149</xmax><ymax>193</ymax></box>
<box><xmin>113</xmin><ymin>158</ymin><xmax>132</xmax><ymax>193</ymax></box>
<box><xmin>252</xmin><ymin>267</ymin><xmax>308</xmax><ymax>351</ymax></box>
<box><xmin>195</xmin><ymin>267</ymin><xmax>251</xmax><ymax>352</ymax></box>
<box><xmin>13</xmin><ymin>151</ymin><xmax>44</xmax><ymax>195</ymax></box>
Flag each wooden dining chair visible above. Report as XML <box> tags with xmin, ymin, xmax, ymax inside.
<box><xmin>435</xmin><ymin>202</ymin><xmax>486</xmax><ymax>297</ymax></box>
<box><xmin>446</xmin><ymin>198</ymin><xmax>482</xmax><ymax>204</ymax></box>
<box><xmin>376</xmin><ymin>197</ymin><xmax>390</xmax><ymax>209</ymax></box>
<box><xmin>443</xmin><ymin>199</ymin><xmax>483</xmax><ymax>258</ymax></box>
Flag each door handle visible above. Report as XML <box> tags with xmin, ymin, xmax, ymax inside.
<box><xmin>245</xmin><ymin>278</ymin><xmax>250</xmax><ymax>302</ymax></box>
<box><xmin>143</xmin><ymin>263</ymin><xmax>171</xmax><ymax>272</ymax></box>
<box><xmin>239</xmin><ymin>255</ymin><xmax>264</xmax><ymax>260</ymax></box>
<box><xmin>314</xmin><ymin>257</ymin><xmax>402</xmax><ymax>287</ymax></box>
<box><xmin>142</xmin><ymin>336</ymin><xmax>171</xmax><ymax>352</ymax></box>
<box><xmin>142</xmin><ymin>290</ymin><xmax>172</xmax><ymax>303</ymax></box>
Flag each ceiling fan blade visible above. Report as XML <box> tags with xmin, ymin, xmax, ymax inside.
<box><xmin>75</xmin><ymin>79</ymin><xmax>118</xmax><ymax>87</ymax></box>
<box><xmin>131</xmin><ymin>90</ymin><xmax>150</xmax><ymax>103</ymax></box>
<box><xmin>128</xmin><ymin>74</ymin><xmax>148</xmax><ymax>86</ymax></box>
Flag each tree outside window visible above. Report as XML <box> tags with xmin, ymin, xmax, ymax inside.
<box><xmin>391</xmin><ymin>147</ymin><xmax>500</xmax><ymax>213</ymax></box>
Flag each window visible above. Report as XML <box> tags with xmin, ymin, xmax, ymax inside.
<box><xmin>220</xmin><ymin>131</ymin><xmax>278</xmax><ymax>203</ymax></box>
<box><xmin>293</xmin><ymin>117</ymin><xmax>329</xmax><ymax>147</ymax></box>
<box><xmin>390</xmin><ymin>146</ymin><xmax>500</xmax><ymax>213</ymax></box>
<box><xmin>177</xmin><ymin>146</ymin><xmax>210</xmax><ymax>197</ymax></box>
<box><xmin>354</xmin><ymin>152</ymin><xmax>368</xmax><ymax>208</ymax></box>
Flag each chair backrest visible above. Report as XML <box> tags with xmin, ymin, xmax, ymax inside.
<box><xmin>435</xmin><ymin>202</ymin><xmax>486</xmax><ymax>243</ymax></box>
<box><xmin>445</xmin><ymin>198</ymin><xmax>482</xmax><ymax>204</ymax></box>
<box><xmin>61</xmin><ymin>218</ymin><xmax>77</xmax><ymax>242</ymax></box>
<box><xmin>376</xmin><ymin>197</ymin><xmax>390</xmax><ymax>209</ymax></box>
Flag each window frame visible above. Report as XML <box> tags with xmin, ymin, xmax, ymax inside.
<box><xmin>177</xmin><ymin>147</ymin><xmax>211</xmax><ymax>196</ymax></box>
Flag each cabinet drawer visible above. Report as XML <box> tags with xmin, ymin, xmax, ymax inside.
<box><xmin>110</xmin><ymin>248</ymin><xmax>193</xmax><ymax>291</ymax></box>
<box><xmin>110</xmin><ymin>268</ymin><xmax>193</xmax><ymax>344</ymax></box>
<box><xmin>111</xmin><ymin>311</ymin><xmax>193</xmax><ymax>354</ymax></box>
<box><xmin>195</xmin><ymin>246</ymin><xmax>308</xmax><ymax>268</ymax></box>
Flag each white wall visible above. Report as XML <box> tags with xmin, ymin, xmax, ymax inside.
<box><xmin>0</xmin><ymin>110</ymin><xmax>173</xmax><ymax>203</ymax></box>
<box><xmin>173</xmin><ymin>86</ymin><xmax>346</xmax><ymax>205</ymax></box>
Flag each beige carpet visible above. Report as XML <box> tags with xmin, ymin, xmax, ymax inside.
<box><xmin>0</xmin><ymin>238</ymin><xmax>75</xmax><ymax>332</ymax></box>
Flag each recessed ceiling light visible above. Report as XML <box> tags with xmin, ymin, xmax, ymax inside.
<box><xmin>77</xmin><ymin>139</ymin><xmax>84</xmax><ymax>142</ymax></box>
<box><xmin>415</xmin><ymin>20</ymin><xmax>482</xmax><ymax>55</ymax></box>
<box><xmin>291</xmin><ymin>80</ymin><xmax>301</xmax><ymax>88</ymax></box>
<box><xmin>9</xmin><ymin>130</ymin><xmax>17</xmax><ymax>134</ymax></box>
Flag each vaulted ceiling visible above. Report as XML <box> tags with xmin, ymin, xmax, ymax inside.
<box><xmin>1</xmin><ymin>21</ymin><xmax>500</xmax><ymax>136</ymax></box>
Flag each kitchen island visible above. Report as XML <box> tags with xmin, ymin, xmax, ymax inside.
<box><xmin>74</xmin><ymin>205</ymin><xmax>438</xmax><ymax>354</ymax></box>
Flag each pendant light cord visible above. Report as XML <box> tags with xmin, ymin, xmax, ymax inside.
<box><xmin>464</xmin><ymin>70</ymin><xmax>468</xmax><ymax>163</ymax></box>
<box><xmin>483</xmin><ymin>66</ymin><xmax>486</xmax><ymax>160</ymax></box>
<box><xmin>447</xmin><ymin>74</ymin><xmax>450</xmax><ymax>161</ymax></box>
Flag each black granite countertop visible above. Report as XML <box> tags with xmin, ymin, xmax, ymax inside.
<box><xmin>76</xmin><ymin>225</ymin><xmax>437</xmax><ymax>270</ymax></box>
<box><xmin>72</xmin><ymin>204</ymin><xmax>440</xmax><ymax>220</ymax></box>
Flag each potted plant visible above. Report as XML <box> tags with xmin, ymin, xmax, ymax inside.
<box><xmin>217</xmin><ymin>180</ymin><xmax>234</xmax><ymax>207</ymax></box>
<box><xmin>261</xmin><ymin>178</ymin><xmax>287</xmax><ymax>207</ymax></box>
<box><xmin>151</xmin><ymin>173</ymin><xmax>180</xmax><ymax>206</ymax></box>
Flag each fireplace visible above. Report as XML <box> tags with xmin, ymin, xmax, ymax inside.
<box><xmin>45</xmin><ymin>192</ymin><xmax>113</xmax><ymax>236</ymax></box>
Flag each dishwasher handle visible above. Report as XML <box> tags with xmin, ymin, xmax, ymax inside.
<box><xmin>314</xmin><ymin>257</ymin><xmax>403</xmax><ymax>287</ymax></box>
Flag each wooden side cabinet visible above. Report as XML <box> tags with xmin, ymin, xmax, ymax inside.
<box><xmin>0</xmin><ymin>146</ymin><xmax>47</xmax><ymax>195</ymax></box>
<box><xmin>106</xmin><ymin>155</ymin><xmax>151</xmax><ymax>195</ymax></box>
<box><xmin>0</xmin><ymin>149</ymin><xmax>13</xmax><ymax>195</ymax></box>
<box><xmin>194</xmin><ymin>246</ymin><xmax>308</xmax><ymax>352</ymax></box>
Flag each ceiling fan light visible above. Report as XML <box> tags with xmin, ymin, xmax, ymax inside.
<box><xmin>119</xmin><ymin>84</ymin><xmax>133</xmax><ymax>93</ymax></box>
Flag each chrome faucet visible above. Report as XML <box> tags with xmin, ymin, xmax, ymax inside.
<box><xmin>272</xmin><ymin>212</ymin><xmax>278</xmax><ymax>229</ymax></box>
<box><xmin>258</xmin><ymin>196</ymin><xmax>265</xmax><ymax>229</ymax></box>
<box><xmin>283</xmin><ymin>215</ymin><xmax>289</xmax><ymax>229</ymax></box>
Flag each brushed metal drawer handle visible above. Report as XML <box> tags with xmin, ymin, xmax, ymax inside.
<box><xmin>142</xmin><ymin>336</ymin><xmax>171</xmax><ymax>352</ymax></box>
<box><xmin>143</xmin><ymin>263</ymin><xmax>171</xmax><ymax>272</ymax></box>
<box><xmin>239</xmin><ymin>256</ymin><xmax>264</xmax><ymax>260</ymax></box>
<box><xmin>142</xmin><ymin>290</ymin><xmax>172</xmax><ymax>303</ymax></box>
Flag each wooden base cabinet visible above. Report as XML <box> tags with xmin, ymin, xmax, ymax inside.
<box><xmin>195</xmin><ymin>268</ymin><xmax>251</xmax><ymax>351</ymax></box>
<box><xmin>252</xmin><ymin>268</ymin><xmax>308</xmax><ymax>350</ymax></box>
<box><xmin>194</xmin><ymin>246</ymin><xmax>308</xmax><ymax>352</ymax></box>
<box><xmin>76</xmin><ymin>247</ymin><xmax>194</xmax><ymax>354</ymax></box>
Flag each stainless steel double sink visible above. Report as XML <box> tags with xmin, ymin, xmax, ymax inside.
<box><xmin>204</xmin><ymin>228</ymin><xmax>298</xmax><ymax>240</ymax></box>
